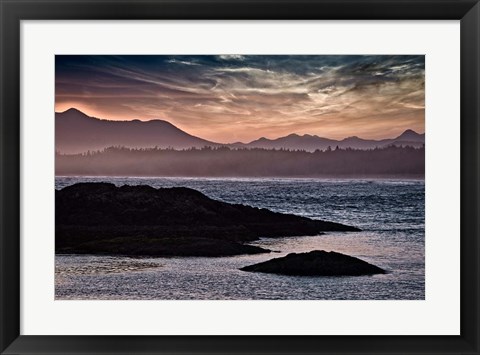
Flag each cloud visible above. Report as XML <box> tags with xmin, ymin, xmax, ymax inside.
<box><xmin>218</xmin><ymin>54</ymin><xmax>245</xmax><ymax>61</ymax></box>
<box><xmin>55</xmin><ymin>55</ymin><xmax>425</xmax><ymax>142</ymax></box>
<box><xmin>167</xmin><ymin>59</ymin><xmax>200</xmax><ymax>66</ymax></box>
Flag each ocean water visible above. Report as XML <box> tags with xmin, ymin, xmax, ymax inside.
<box><xmin>55</xmin><ymin>177</ymin><xmax>425</xmax><ymax>300</ymax></box>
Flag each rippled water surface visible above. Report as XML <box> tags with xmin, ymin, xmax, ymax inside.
<box><xmin>55</xmin><ymin>177</ymin><xmax>424</xmax><ymax>300</ymax></box>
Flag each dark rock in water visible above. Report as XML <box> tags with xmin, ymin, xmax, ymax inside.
<box><xmin>56</xmin><ymin>183</ymin><xmax>360</xmax><ymax>257</ymax></box>
<box><xmin>61</xmin><ymin>236</ymin><xmax>270</xmax><ymax>257</ymax></box>
<box><xmin>240</xmin><ymin>250</ymin><xmax>385</xmax><ymax>276</ymax></box>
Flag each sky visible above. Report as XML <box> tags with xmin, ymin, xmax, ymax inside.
<box><xmin>55</xmin><ymin>55</ymin><xmax>425</xmax><ymax>143</ymax></box>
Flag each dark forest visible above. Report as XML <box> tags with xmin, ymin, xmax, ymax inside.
<box><xmin>56</xmin><ymin>145</ymin><xmax>425</xmax><ymax>177</ymax></box>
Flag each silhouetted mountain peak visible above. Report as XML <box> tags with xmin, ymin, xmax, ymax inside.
<box><xmin>399</xmin><ymin>129</ymin><xmax>420</xmax><ymax>137</ymax></box>
<box><xmin>60</xmin><ymin>107</ymin><xmax>85</xmax><ymax>115</ymax></box>
<box><xmin>342</xmin><ymin>136</ymin><xmax>362</xmax><ymax>142</ymax></box>
<box><xmin>143</xmin><ymin>119</ymin><xmax>177</xmax><ymax>128</ymax></box>
<box><xmin>57</xmin><ymin>108</ymin><xmax>99</xmax><ymax>123</ymax></box>
<box><xmin>396</xmin><ymin>129</ymin><xmax>423</xmax><ymax>140</ymax></box>
<box><xmin>57</xmin><ymin>107</ymin><xmax>94</xmax><ymax>119</ymax></box>
<box><xmin>55</xmin><ymin>108</ymin><xmax>217</xmax><ymax>154</ymax></box>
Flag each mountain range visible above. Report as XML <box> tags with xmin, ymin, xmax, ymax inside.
<box><xmin>231</xmin><ymin>129</ymin><xmax>424</xmax><ymax>152</ymax></box>
<box><xmin>56</xmin><ymin>108</ymin><xmax>425</xmax><ymax>154</ymax></box>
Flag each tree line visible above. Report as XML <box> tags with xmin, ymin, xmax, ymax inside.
<box><xmin>55</xmin><ymin>145</ymin><xmax>425</xmax><ymax>177</ymax></box>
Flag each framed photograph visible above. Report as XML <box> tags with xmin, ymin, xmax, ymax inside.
<box><xmin>1</xmin><ymin>0</ymin><xmax>479</xmax><ymax>354</ymax></box>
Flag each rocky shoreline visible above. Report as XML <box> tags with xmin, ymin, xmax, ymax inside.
<box><xmin>56</xmin><ymin>182</ymin><xmax>359</xmax><ymax>257</ymax></box>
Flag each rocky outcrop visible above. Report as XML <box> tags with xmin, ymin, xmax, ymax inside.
<box><xmin>56</xmin><ymin>183</ymin><xmax>360</xmax><ymax>257</ymax></box>
<box><xmin>240</xmin><ymin>250</ymin><xmax>385</xmax><ymax>276</ymax></box>
<box><xmin>59</xmin><ymin>236</ymin><xmax>270</xmax><ymax>257</ymax></box>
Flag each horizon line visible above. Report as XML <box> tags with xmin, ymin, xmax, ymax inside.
<box><xmin>56</xmin><ymin>107</ymin><xmax>426</xmax><ymax>144</ymax></box>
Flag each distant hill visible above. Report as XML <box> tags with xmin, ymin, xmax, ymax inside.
<box><xmin>55</xmin><ymin>108</ymin><xmax>217</xmax><ymax>154</ymax></box>
<box><xmin>55</xmin><ymin>108</ymin><xmax>424</xmax><ymax>154</ymax></box>
<box><xmin>238</xmin><ymin>129</ymin><xmax>424</xmax><ymax>151</ymax></box>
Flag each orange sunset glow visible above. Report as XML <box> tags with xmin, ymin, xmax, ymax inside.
<box><xmin>55</xmin><ymin>55</ymin><xmax>424</xmax><ymax>143</ymax></box>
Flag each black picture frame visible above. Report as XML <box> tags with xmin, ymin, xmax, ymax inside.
<box><xmin>1</xmin><ymin>1</ymin><xmax>479</xmax><ymax>354</ymax></box>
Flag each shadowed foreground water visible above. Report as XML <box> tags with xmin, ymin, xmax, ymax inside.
<box><xmin>55</xmin><ymin>177</ymin><xmax>424</xmax><ymax>300</ymax></box>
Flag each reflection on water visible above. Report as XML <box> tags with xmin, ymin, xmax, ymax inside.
<box><xmin>55</xmin><ymin>177</ymin><xmax>424</xmax><ymax>300</ymax></box>
<box><xmin>56</xmin><ymin>257</ymin><xmax>163</xmax><ymax>276</ymax></box>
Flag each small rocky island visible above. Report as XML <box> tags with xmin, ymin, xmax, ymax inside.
<box><xmin>56</xmin><ymin>183</ymin><xmax>360</xmax><ymax>257</ymax></box>
<box><xmin>240</xmin><ymin>250</ymin><xmax>386</xmax><ymax>276</ymax></box>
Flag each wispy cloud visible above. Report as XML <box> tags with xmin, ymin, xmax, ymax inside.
<box><xmin>55</xmin><ymin>55</ymin><xmax>424</xmax><ymax>143</ymax></box>
<box><xmin>218</xmin><ymin>54</ymin><xmax>245</xmax><ymax>61</ymax></box>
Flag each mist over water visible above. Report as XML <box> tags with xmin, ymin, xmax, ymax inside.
<box><xmin>55</xmin><ymin>177</ymin><xmax>424</xmax><ymax>300</ymax></box>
